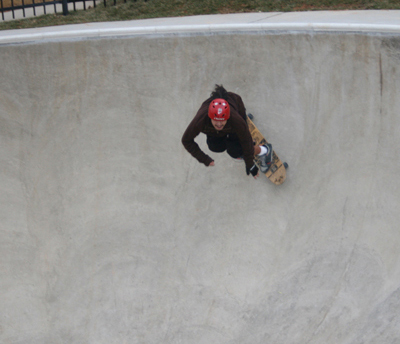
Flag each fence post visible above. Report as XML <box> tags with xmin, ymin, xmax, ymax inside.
<box><xmin>62</xmin><ymin>0</ymin><xmax>68</xmax><ymax>15</ymax></box>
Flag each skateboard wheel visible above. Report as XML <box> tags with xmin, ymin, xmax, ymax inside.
<box><xmin>283</xmin><ymin>162</ymin><xmax>289</xmax><ymax>169</ymax></box>
<box><xmin>247</xmin><ymin>113</ymin><xmax>254</xmax><ymax>120</ymax></box>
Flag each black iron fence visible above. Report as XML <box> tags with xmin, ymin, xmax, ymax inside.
<box><xmin>1</xmin><ymin>0</ymin><xmax>126</xmax><ymax>20</ymax></box>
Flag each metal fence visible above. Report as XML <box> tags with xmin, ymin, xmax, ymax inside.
<box><xmin>1</xmin><ymin>0</ymin><xmax>127</xmax><ymax>21</ymax></box>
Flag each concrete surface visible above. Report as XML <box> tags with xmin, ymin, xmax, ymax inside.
<box><xmin>1</xmin><ymin>11</ymin><xmax>400</xmax><ymax>344</ymax></box>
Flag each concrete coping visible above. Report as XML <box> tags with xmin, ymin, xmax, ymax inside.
<box><xmin>1</xmin><ymin>11</ymin><xmax>400</xmax><ymax>44</ymax></box>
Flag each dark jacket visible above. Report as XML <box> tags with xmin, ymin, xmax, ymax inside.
<box><xmin>182</xmin><ymin>92</ymin><xmax>254</xmax><ymax>170</ymax></box>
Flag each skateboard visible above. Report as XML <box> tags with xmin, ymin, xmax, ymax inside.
<box><xmin>247</xmin><ymin>114</ymin><xmax>288</xmax><ymax>185</ymax></box>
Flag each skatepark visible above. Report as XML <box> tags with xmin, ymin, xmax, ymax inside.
<box><xmin>1</xmin><ymin>10</ymin><xmax>400</xmax><ymax>343</ymax></box>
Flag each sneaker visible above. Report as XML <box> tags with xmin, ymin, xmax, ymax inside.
<box><xmin>259</xmin><ymin>143</ymin><xmax>273</xmax><ymax>173</ymax></box>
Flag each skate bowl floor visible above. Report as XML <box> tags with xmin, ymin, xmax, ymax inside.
<box><xmin>1</xmin><ymin>11</ymin><xmax>400</xmax><ymax>344</ymax></box>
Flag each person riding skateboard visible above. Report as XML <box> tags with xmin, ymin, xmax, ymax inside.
<box><xmin>181</xmin><ymin>85</ymin><xmax>273</xmax><ymax>179</ymax></box>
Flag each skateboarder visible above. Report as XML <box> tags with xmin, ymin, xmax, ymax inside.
<box><xmin>181</xmin><ymin>85</ymin><xmax>272</xmax><ymax>178</ymax></box>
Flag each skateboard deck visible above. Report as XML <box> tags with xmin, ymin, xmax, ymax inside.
<box><xmin>246</xmin><ymin>114</ymin><xmax>288</xmax><ymax>185</ymax></box>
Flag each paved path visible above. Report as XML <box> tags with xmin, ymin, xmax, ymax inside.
<box><xmin>1</xmin><ymin>11</ymin><xmax>400</xmax><ymax>344</ymax></box>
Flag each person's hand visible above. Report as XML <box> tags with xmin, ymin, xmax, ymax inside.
<box><xmin>209</xmin><ymin>161</ymin><xmax>215</xmax><ymax>166</ymax></box>
<box><xmin>246</xmin><ymin>164</ymin><xmax>259</xmax><ymax>179</ymax></box>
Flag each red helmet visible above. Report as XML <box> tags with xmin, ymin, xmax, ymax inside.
<box><xmin>208</xmin><ymin>98</ymin><xmax>230</xmax><ymax>121</ymax></box>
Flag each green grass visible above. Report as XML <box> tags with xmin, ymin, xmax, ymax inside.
<box><xmin>1</xmin><ymin>0</ymin><xmax>400</xmax><ymax>31</ymax></box>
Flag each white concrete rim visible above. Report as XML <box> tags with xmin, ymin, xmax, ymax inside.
<box><xmin>1</xmin><ymin>21</ymin><xmax>400</xmax><ymax>45</ymax></box>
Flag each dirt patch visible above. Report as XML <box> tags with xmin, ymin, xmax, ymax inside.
<box><xmin>2</xmin><ymin>0</ymin><xmax>58</xmax><ymax>8</ymax></box>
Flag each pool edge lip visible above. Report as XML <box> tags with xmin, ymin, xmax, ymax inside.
<box><xmin>1</xmin><ymin>10</ymin><xmax>400</xmax><ymax>45</ymax></box>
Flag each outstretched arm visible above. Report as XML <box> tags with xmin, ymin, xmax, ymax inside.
<box><xmin>181</xmin><ymin>117</ymin><xmax>214</xmax><ymax>166</ymax></box>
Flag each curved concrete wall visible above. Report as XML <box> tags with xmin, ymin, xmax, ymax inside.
<box><xmin>1</xmin><ymin>12</ymin><xmax>400</xmax><ymax>343</ymax></box>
